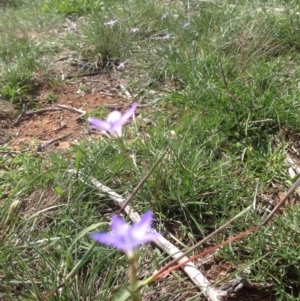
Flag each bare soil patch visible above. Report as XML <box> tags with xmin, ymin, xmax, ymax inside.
<box><xmin>0</xmin><ymin>71</ymin><xmax>131</xmax><ymax>151</ymax></box>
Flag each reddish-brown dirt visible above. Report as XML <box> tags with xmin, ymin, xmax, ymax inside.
<box><xmin>0</xmin><ymin>71</ymin><xmax>131</xmax><ymax>151</ymax></box>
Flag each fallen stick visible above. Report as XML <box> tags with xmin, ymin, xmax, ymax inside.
<box><xmin>69</xmin><ymin>169</ymin><xmax>224</xmax><ymax>301</ymax></box>
<box><xmin>37</xmin><ymin>134</ymin><xmax>71</xmax><ymax>152</ymax></box>
<box><xmin>63</xmin><ymin>71</ymin><xmax>103</xmax><ymax>80</ymax></box>
<box><xmin>13</xmin><ymin>112</ymin><xmax>25</xmax><ymax>125</ymax></box>
<box><xmin>14</xmin><ymin>108</ymin><xmax>63</xmax><ymax>125</ymax></box>
<box><xmin>52</xmin><ymin>122</ymin><xmax>67</xmax><ymax>133</ymax></box>
<box><xmin>0</xmin><ymin>150</ymin><xmax>20</xmax><ymax>154</ymax></box>
<box><xmin>22</xmin><ymin>108</ymin><xmax>62</xmax><ymax>116</ymax></box>
<box><xmin>15</xmin><ymin>105</ymin><xmax>86</xmax><ymax>125</ymax></box>
<box><xmin>57</xmin><ymin>104</ymin><xmax>86</xmax><ymax>119</ymax></box>
<box><xmin>118</xmin><ymin>84</ymin><xmax>132</xmax><ymax>99</ymax></box>
<box><xmin>286</xmin><ymin>154</ymin><xmax>300</xmax><ymax>195</ymax></box>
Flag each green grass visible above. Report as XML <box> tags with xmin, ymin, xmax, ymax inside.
<box><xmin>2</xmin><ymin>0</ymin><xmax>300</xmax><ymax>300</ymax></box>
<box><xmin>0</xmin><ymin>1</ymin><xmax>64</xmax><ymax>104</ymax></box>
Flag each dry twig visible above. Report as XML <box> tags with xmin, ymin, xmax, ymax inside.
<box><xmin>37</xmin><ymin>133</ymin><xmax>71</xmax><ymax>152</ymax></box>
<box><xmin>118</xmin><ymin>84</ymin><xmax>132</xmax><ymax>99</ymax></box>
<box><xmin>22</xmin><ymin>108</ymin><xmax>62</xmax><ymax>117</ymax></box>
<box><xmin>14</xmin><ymin>108</ymin><xmax>63</xmax><ymax>125</ymax></box>
<box><xmin>57</xmin><ymin>104</ymin><xmax>86</xmax><ymax>119</ymax></box>
<box><xmin>69</xmin><ymin>170</ymin><xmax>224</xmax><ymax>301</ymax></box>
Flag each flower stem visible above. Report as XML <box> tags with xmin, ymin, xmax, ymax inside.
<box><xmin>116</xmin><ymin>137</ymin><xmax>135</xmax><ymax>172</ymax></box>
<box><xmin>128</xmin><ymin>255</ymin><xmax>141</xmax><ymax>301</ymax></box>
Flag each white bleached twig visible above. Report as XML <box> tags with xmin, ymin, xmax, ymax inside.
<box><xmin>69</xmin><ymin>169</ymin><xmax>225</xmax><ymax>301</ymax></box>
<box><xmin>286</xmin><ymin>153</ymin><xmax>300</xmax><ymax>195</ymax></box>
<box><xmin>57</xmin><ymin>104</ymin><xmax>86</xmax><ymax>119</ymax></box>
<box><xmin>118</xmin><ymin>84</ymin><xmax>132</xmax><ymax>99</ymax></box>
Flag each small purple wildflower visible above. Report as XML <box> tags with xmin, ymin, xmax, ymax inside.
<box><xmin>183</xmin><ymin>22</ymin><xmax>190</xmax><ymax>28</ymax></box>
<box><xmin>130</xmin><ymin>27</ymin><xmax>140</xmax><ymax>33</ymax></box>
<box><xmin>87</xmin><ymin>104</ymin><xmax>137</xmax><ymax>138</ymax></box>
<box><xmin>117</xmin><ymin>61</ymin><xmax>127</xmax><ymax>70</ymax></box>
<box><xmin>90</xmin><ymin>211</ymin><xmax>158</xmax><ymax>256</ymax></box>
<box><xmin>104</xmin><ymin>20</ymin><xmax>117</xmax><ymax>27</ymax></box>
<box><xmin>161</xmin><ymin>13</ymin><xmax>168</xmax><ymax>20</ymax></box>
<box><xmin>162</xmin><ymin>34</ymin><xmax>171</xmax><ymax>40</ymax></box>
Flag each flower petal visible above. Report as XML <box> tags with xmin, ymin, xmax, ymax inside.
<box><xmin>90</xmin><ymin>210</ymin><xmax>158</xmax><ymax>254</ymax></box>
<box><xmin>111</xmin><ymin>215</ymin><xmax>129</xmax><ymax>233</ymax></box>
<box><xmin>133</xmin><ymin>210</ymin><xmax>153</xmax><ymax>234</ymax></box>
<box><xmin>120</xmin><ymin>104</ymin><xmax>138</xmax><ymax>124</ymax></box>
<box><xmin>130</xmin><ymin>211</ymin><xmax>157</xmax><ymax>244</ymax></box>
<box><xmin>90</xmin><ymin>233</ymin><xmax>117</xmax><ymax>246</ymax></box>
<box><xmin>106</xmin><ymin>111</ymin><xmax>122</xmax><ymax>123</ymax></box>
<box><xmin>136</xmin><ymin>232</ymin><xmax>159</xmax><ymax>245</ymax></box>
<box><xmin>87</xmin><ymin>118</ymin><xmax>111</xmax><ymax>131</ymax></box>
<box><xmin>110</xmin><ymin>125</ymin><xmax>122</xmax><ymax>137</ymax></box>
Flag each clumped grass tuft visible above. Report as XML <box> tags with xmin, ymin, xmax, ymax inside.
<box><xmin>0</xmin><ymin>2</ymin><xmax>64</xmax><ymax>103</ymax></box>
<box><xmin>41</xmin><ymin>0</ymin><xmax>106</xmax><ymax>16</ymax></box>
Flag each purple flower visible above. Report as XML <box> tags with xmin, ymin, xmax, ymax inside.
<box><xmin>90</xmin><ymin>211</ymin><xmax>158</xmax><ymax>256</ymax></box>
<box><xmin>117</xmin><ymin>60</ymin><xmax>127</xmax><ymax>70</ymax></box>
<box><xmin>87</xmin><ymin>104</ymin><xmax>137</xmax><ymax>138</ymax></box>
<box><xmin>130</xmin><ymin>27</ymin><xmax>140</xmax><ymax>33</ymax></box>
<box><xmin>161</xmin><ymin>13</ymin><xmax>168</xmax><ymax>20</ymax></box>
<box><xmin>183</xmin><ymin>22</ymin><xmax>190</xmax><ymax>28</ymax></box>
<box><xmin>162</xmin><ymin>34</ymin><xmax>171</xmax><ymax>40</ymax></box>
<box><xmin>104</xmin><ymin>20</ymin><xmax>117</xmax><ymax>27</ymax></box>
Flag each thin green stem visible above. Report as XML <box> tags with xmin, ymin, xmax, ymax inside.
<box><xmin>128</xmin><ymin>255</ymin><xmax>141</xmax><ymax>301</ymax></box>
<box><xmin>117</xmin><ymin>148</ymin><xmax>167</xmax><ymax>216</ymax></box>
<box><xmin>116</xmin><ymin>137</ymin><xmax>135</xmax><ymax>172</ymax></box>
